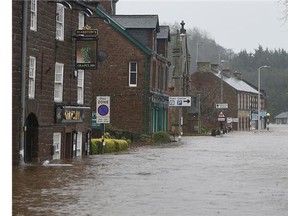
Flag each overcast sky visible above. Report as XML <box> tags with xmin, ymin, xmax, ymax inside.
<box><xmin>117</xmin><ymin>0</ymin><xmax>288</xmax><ymax>53</ymax></box>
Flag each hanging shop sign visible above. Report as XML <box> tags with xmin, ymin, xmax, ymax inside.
<box><xmin>75</xmin><ymin>28</ymin><xmax>98</xmax><ymax>70</ymax></box>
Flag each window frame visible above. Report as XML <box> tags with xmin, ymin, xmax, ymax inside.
<box><xmin>30</xmin><ymin>0</ymin><xmax>37</xmax><ymax>31</ymax></box>
<box><xmin>76</xmin><ymin>132</ymin><xmax>82</xmax><ymax>157</ymax></box>
<box><xmin>54</xmin><ymin>62</ymin><xmax>64</xmax><ymax>102</ymax></box>
<box><xmin>56</xmin><ymin>3</ymin><xmax>65</xmax><ymax>41</ymax></box>
<box><xmin>129</xmin><ymin>61</ymin><xmax>137</xmax><ymax>87</ymax></box>
<box><xmin>77</xmin><ymin>70</ymin><xmax>84</xmax><ymax>104</ymax></box>
<box><xmin>28</xmin><ymin>56</ymin><xmax>36</xmax><ymax>99</ymax></box>
<box><xmin>78</xmin><ymin>12</ymin><xmax>85</xmax><ymax>30</ymax></box>
<box><xmin>53</xmin><ymin>133</ymin><xmax>61</xmax><ymax>160</ymax></box>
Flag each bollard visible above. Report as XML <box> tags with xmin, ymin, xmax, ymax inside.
<box><xmin>101</xmin><ymin>135</ymin><xmax>105</xmax><ymax>154</ymax></box>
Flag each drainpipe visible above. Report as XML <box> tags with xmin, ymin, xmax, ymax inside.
<box><xmin>143</xmin><ymin>59</ymin><xmax>149</xmax><ymax>133</ymax></box>
<box><xmin>19</xmin><ymin>0</ymin><xmax>28</xmax><ymax>164</ymax></box>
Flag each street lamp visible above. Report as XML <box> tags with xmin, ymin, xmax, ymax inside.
<box><xmin>257</xmin><ymin>65</ymin><xmax>270</xmax><ymax>132</ymax></box>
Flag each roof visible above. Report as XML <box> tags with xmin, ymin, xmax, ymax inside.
<box><xmin>111</xmin><ymin>15</ymin><xmax>160</xmax><ymax>32</ymax></box>
<box><xmin>214</xmin><ymin>72</ymin><xmax>259</xmax><ymax>94</ymax></box>
<box><xmin>95</xmin><ymin>8</ymin><xmax>152</xmax><ymax>57</ymax></box>
<box><xmin>275</xmin><ymin>112</ymin><xmax>288</xmax><ymax>119</ymax></box>
<box><xmin>157</xmin><ymin>26</ymin><xmax>171</xmax><ymax>41</ymax></box>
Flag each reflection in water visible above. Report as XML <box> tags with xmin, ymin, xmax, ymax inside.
<box><xmin>13</xmin><ymin>125</ymin><xmax>288</xmax><ymax>216</ymax></box>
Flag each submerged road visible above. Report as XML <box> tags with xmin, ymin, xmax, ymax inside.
<box><xmin>13</xmin><ymin>124</ymin><xmax>288</xmax><ymax>216</ymax></box>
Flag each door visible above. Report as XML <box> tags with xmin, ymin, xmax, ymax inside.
<box><xmin>25</xmin><ymin>113</ymin><xmax>39</xmax><ymax>163</ymax></box>
<box><xmin>65</xmin><ymin>133</ymin><xmax>72</xmax><ymax>159</ymax></box>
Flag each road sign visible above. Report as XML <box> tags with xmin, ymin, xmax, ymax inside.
<box><xmin>169</xmin><ymin>96</ymin><xmax>191</xmax><ymax>107</ymax></box>
<box><xmin>216</xmin><ymin>103</ymin><xmax>228</xmax><ymax>109</ymax></box>
<box><xmin>218</xmin><ymin>111</ymin><xmax>226</xmax><ymax>121</ymax></box>
<box><xmin>96</xmin><ymin>96</ymin><xmax>110</xmax><ymax>124</ymax></box>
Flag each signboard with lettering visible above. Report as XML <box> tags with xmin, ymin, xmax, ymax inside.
<box><xmin>75</xmin><ymin>28</ymin><xmax>98</xmax><ymax>70</ymax></box>
<box><xmin>55</xmin><ymin>106</ymin><xmax>84</xmax><ymax>123</ymax></box>
<box><xmin>216</xmin><ymin>103</ymin><xmax>228</xmax><ymax>109</ymax></box>
<box><xmin>96</xmin><ymin>96</ymin><xmax>110</xmax><ymax>124</ymax></box>
<box><xmin>169</xmin><ymin>96</ymin><xmax>191</xmax><ymax>107</ymax></box>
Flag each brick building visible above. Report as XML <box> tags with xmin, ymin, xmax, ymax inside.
<box><xmin>12</xmin><ymin>0</ymin><xmax>170</xmax><ymax>165</ymax></box>
<box><xmin>190</xmin><ymin>62</ymin><xmax>267</xmax><ymax>132</ymax></box>
<box><xmin>92</xmin><ymin>7</ymin><xmax>171</xmax><ymax>134</ymax></box>
<box><xmin>12</xmin><ymin>0</ymin><xmax>106</xmax><ymax>165</ymax></box>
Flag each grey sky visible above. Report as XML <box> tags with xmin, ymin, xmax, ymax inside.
<box><xmin>117</xmin><ymin>0</ymin><xmax>288</xmax><ymax>53</ymax></box>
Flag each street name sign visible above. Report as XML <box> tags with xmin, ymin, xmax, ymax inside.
<box><xmin>169</xmin><ymin>96</ymin><xmax>191</xmax><ymax>107</ymax></box>
<box><xmin>216</xmin><ymin>103</ymin><xmax>228</xmax><ymax>109</ymax></box>
<box><xmin>96</xmin><ymin>96</ymin><xmax>110</xmax><ymax>124</ymax></box>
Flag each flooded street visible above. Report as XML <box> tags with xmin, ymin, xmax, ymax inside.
<box><xmin>13</xmin><ymin>124</ymin><xmax>288</xmax><ymax>216</ymax></box>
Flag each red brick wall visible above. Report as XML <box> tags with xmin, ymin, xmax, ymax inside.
<box><xmin>191</xmin><ymin>71</ymin><xmax>238</xmax><ymax>130</ymax></box>
<box><xmin>12</xmin><ymin>1</ymin><xmax>94</xmax><ymax>164</ymax></box>
<box><xmin>93</xmin><ymin>19</ymin><xmax>151</xmax><ymax>133</ymax></box>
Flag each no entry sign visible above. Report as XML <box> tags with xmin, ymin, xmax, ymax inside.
<box><xmin>96</xmin><ymin>96</ymin><xmax>110</xmax><ymax>123</ymax></box>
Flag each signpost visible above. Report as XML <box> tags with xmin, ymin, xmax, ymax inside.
<box><xmin>96</xmin><ymin>96</ymin><xmax>110</xmax><ymax>124</ymax></box>
<box><xmin>169</xmin><ymin>96</ymin><xmax>191</xmax><ymax>107</ymax></box>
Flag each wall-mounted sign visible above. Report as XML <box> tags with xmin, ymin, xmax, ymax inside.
<box><xmin>169</xmin><ymin>96</ymin><xmax>191</xmax><ymax>107</ymax></box>
<box><xmin>55</xmin><ymin>105</ymin><xmax>85</xmax><ymax>123</ymax></box>
<box><xmin>75</xmin><ymin>29</ymin><xmax>98</xmax><ymax>70</ymax></box>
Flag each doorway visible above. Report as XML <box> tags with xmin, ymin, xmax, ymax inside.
<box><xmin>25</xmin><ymin>113</ymin><xmax>39</xmax><ymax>163</ymax></box>
<box><xmin>64</xmin><ymin>133</ymin><xmax>73</xmax><ymax>159</ymax></box>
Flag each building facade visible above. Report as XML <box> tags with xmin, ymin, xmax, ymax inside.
<box><xmin>92</xmin><ymin>7</ymin><xmax>171</xmax><ymax>134</ymax></box>
<box><xmin>12</xmin><ymin>0</ymin><xmax>171</xmax><ymax>165</ymax></box>
<box><xmin>12</xmin><ymin>0</ymin><xmax>104</xmax><ymax>165</ymax></box>
<box><xmin>190</xmin><ymin>62</ymin><xmax>267</xmax><ymax>132</ymax></box>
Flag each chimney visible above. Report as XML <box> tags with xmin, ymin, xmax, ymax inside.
<box><xmin>197</xmin><ymin>62</ymin><xmax>211</xmax><ymax>72</ymax></box>
<box><xmin>233</xmin><ymin>71</ymin><xmax>242</xmax><ymax>79</ymax></box>
<box><xmin>98</xmin><ymin>0</ymin><xmax>119</xmax><ymax>15</ymax></box>
<box><xmin>211</xmin><ymin>63</ymin><xmax>219</xmax><ymax>72</ymax></box>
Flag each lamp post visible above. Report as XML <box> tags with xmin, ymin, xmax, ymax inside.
<box><xmin>178</xmin><ymin>21</ymin><xmax>186</xmax><ymax>140</ymax></box>
<box><xmin>257</xmin><ymin>65</ymin><xmax>270</xmax><ymax>132</ymax></box>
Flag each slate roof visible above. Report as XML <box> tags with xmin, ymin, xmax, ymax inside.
<box><xmin>214</xmin><ymin>72</ymin><xmax>259</xmax><ymax>94</ymax></box>
<box><xmin>111</xmin><ymin>15</ymin><xmax>160</xmax><ymax>31</ymax></box>
<box><xmin>275</xmin><ymin>112</ymin><xmax>288</xmax><ymax>119</ymax></box>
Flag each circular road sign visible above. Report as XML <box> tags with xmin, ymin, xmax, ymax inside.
<box><xmin>98</xmin><ymin>104</ymin><xmax>109</xmax><ymax>116</ymax></box>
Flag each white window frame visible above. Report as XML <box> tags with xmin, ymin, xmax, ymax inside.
<box><xmin>30</xmin><ymin>0</ymin><xmax>37</xmax><ymax>31</ymax></box>
<box><xmin>53</xmin><ymin>133</ymin><xmax>61</xmax><ymax>160</ymax></box>
<box><xmin>56</xmin><ymin>3</ymin><xmax>64</xmax><ymax>41</ymax></box>
<box><xmin>54</xmin><ymin>62</ymin><xmax>64</xmax><ymax>102</ymax></box>
<box><xmin>28</xmin><ymin>56</ymin><xmax>36</xmax><ymax>99</ymax></box>
<box><xmin>77</xmin><ymin>70</ymin><xmax>84</xmax><ymax>104</ymax></box>
<box><xmin>129</xmin><ymin>62</ymin><xmax>137</xmax><ymax>87</ymax></box>
<box><xmin>78</xmin><ymin>12</ymin><xmax>85</xmax><ymax>30</ymax></box>
<box><xmin>76</xmin><ymin>132</ymin><xmax>82</xmax><ymax>157</ymax></box>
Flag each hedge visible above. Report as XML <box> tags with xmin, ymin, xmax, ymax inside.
<box><xmin>91</xmin><ymin>138</ymin><xmax>129</xmax><ymax>154</ymax></box>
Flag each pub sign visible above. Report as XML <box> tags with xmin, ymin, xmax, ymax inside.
<box><xmin>75</xmin><ymin>29</ymin><xmax>98</xmax><ymax>70</ymax></box>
